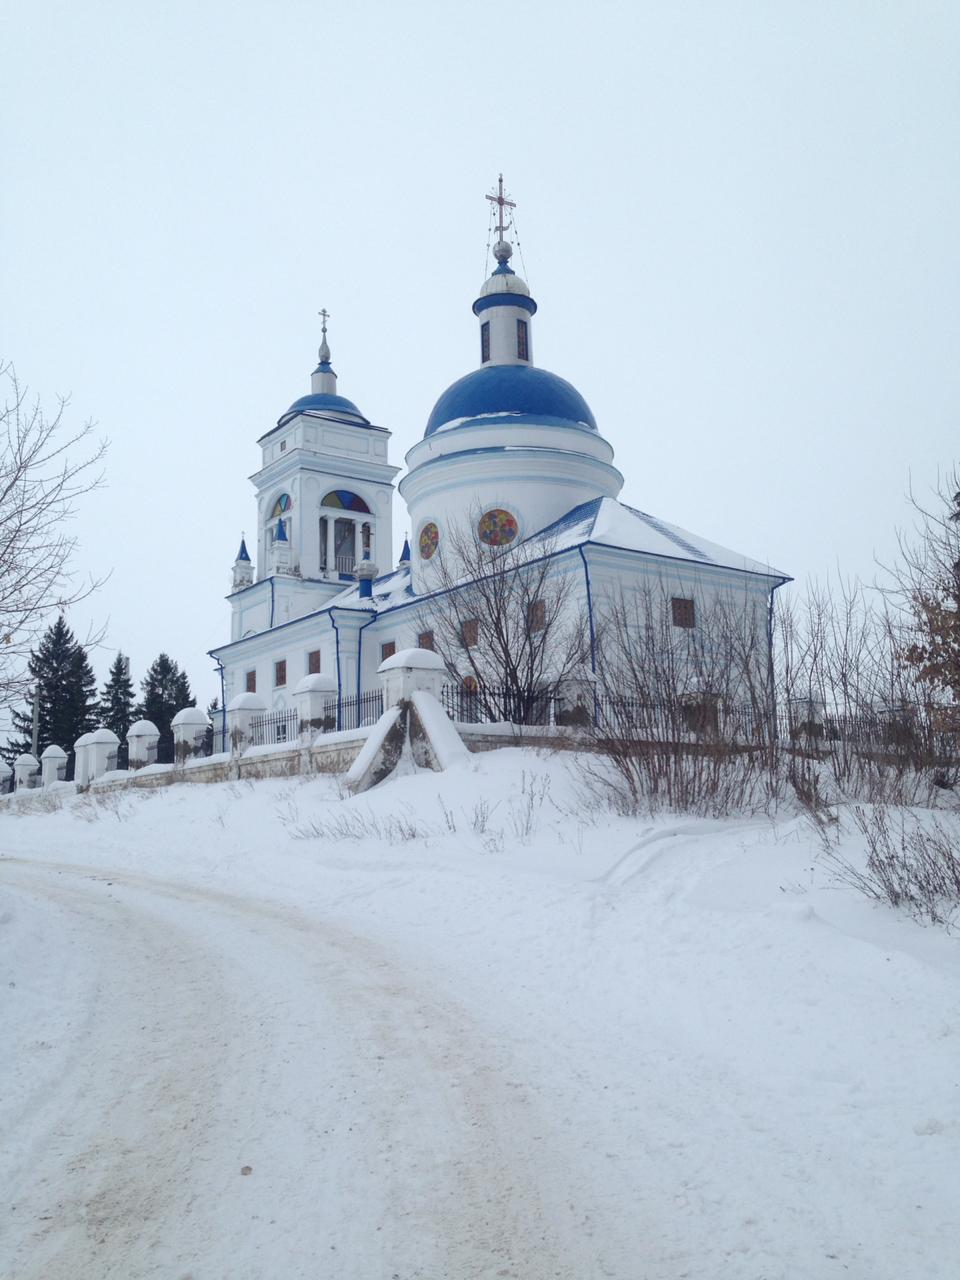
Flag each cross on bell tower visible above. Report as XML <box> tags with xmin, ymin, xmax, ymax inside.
<box><xmin>486</xmin><ymin>174</ymin><xmax>516</xmax><ymax>265</ymax></box>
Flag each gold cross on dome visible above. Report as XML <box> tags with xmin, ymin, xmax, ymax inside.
<box><xmin>486</xmin><ymin>174</ymin><xmax>516</xmax><ymax>241</ymax></box>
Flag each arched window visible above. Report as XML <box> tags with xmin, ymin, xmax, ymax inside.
<box><xmin>268</xmin><ymin>494</ymin><xmax>293</xmax><ymax>543</ymax></box>
<box><xmin>321</xmin><ymin>490</ymin><xmax>370</xmax><ymax>513</ymax></box>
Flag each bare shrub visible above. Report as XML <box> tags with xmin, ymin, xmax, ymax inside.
<box><xmin>507</xmin><ymin>771</ymin><xmax>551</xmax><ymax>842</ymax></box>
<box><xmin>582</xmin><ymin>582</ymin><xmax>783</xmax><ymax>817</ymax></box>
<box><xmin>775</xmin><ymin>580</ymin><xmax>958</xmax><ymax>806</ymax></box>
<box><xmin>824</xmin><ymin>806</ymin><xmax>960</xmax><ymax>928</ymax></box>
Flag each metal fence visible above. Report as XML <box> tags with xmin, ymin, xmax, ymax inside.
<box><xmin>250</xmin><ymin>708</ymin><xmax>299</xmax><ymax>747</ymax></box>
<box><xmin>339</xmin><ymin>689</ymin><xmax>384</xmax><ymax>731</ymax></box>
<box><xmin>440</xmin><ymin>685</ymin><xmax>561</xmax><ymax>726</ymax></box>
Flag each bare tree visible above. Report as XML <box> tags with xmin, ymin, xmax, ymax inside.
<box><xmin>886</xmin><ymin>470</ymin><xmax>960</xmax><ymax>704</ymax></box>
<box><xmin>773</xmin><ymin>579</ymin><xmax>956</xmax><ymax>801</ymax></box>
<box><xmin>581</xmin><ymin>581</ymin><xmax>780</xmax><ymax>815</ymax></box>
<box><xmin>415</xmin><ymin>516</ymin><xmax>590</xmax><ymax>724</ymax></box>
<box><xmin>0</xmin><ymin>363</ymin><xmax>107</xmax><ymax>707</ymax></box>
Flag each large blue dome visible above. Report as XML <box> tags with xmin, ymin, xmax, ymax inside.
<box><xmin>424</xmin><ymin>364</ymin><xmax>597</xmax><ymax>438</ymax></box>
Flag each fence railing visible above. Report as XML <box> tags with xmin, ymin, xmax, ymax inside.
<box><xmin>250</xmin><ymin>708</ymin><xmax>299</xmax><ymax>747</ymax></box>
<box><xmin>440</xmin><ymin>685</ymin><xmax>561</xmax><ymax>726</ymax></box>
<box><xmin>339</xmin><ymin>688</ymin><xmax>384</xmax><ymax>731</ymax></box>
<box><xmin>437</xmin><ymin>687</ymin><xmax>959</xmax><ymax>756</ymax></box>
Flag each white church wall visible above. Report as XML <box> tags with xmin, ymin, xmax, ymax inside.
<box><xmin>407</xmin><ymin>463</ymin><xmax>622</xmax><ymax>594</ymax></box>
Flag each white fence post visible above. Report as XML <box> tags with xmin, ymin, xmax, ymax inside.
<box><xmin>127</xmin><ymin>720</ymin><xmax>160</xmax><ymax>769</ymax></box>
<box><xmin>172</xmin><ymin>706</ymin><xmax>210</xmax><ymax>762</ymax></box>
<box><xmin>293</xmin><ymin>674</ymin><xmax>338</xmax><ymax>744</ymax></box>
<box><xmin>13</xmin><ymin>753</ymin><xmax>39</xmax><ymax>790</ymax></box>
<box><xmin>226</xmin><ymin>693</ymin><xmax>267</xmax><ymax>755</ymax></box>
<box><xmin>40</xmin><ymin>744</ymin><xmax>68</xmax><ymax>786</ymax></box>
<box><xmin>378</xmin><ymin>648</ymin><xmax>447</xmax><ymax>708</ymax></box>
<box><xmin>88</xmin><ymin>728</ymin><xmax>121</xmax><ymax>781</ymax></box>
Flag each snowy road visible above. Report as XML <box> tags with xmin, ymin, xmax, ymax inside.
<box><xmin>0</xmin><ymin>856</ymin><xmax>638</xmax><ymax>1279</ymax></box>
<box><xmin>2</xmin><ymin>759</ymin><xmax>960</xmax><ymax>1279</ymax></box>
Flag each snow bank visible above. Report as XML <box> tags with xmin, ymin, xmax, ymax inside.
<box><xmin>1</xmin><ymin>753</ymin><xmax>958</xmax><ymax>1278</ymax></box>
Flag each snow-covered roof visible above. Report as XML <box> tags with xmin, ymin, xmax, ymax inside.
<box><xmin>326</xmin><ymin>564</ymin><xmax>416</xmax><ymax>612</ymax></box>
<box><xmin>526</xmin><ymin>497</ymin><xmax>789</xmax><ymax>581</ymax></box>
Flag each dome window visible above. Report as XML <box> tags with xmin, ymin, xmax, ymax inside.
<box><xmin>516</xmin><ymin>319</ymin><xmax>529</xmax><ymax>361</ymax></box>
<box><xmin>478</xmin><ymin>509</ymin><xmax>519</xmax><ymax>546</ymax></box>
<box><xmin>481</xmin><ymin>321</ymin><xmax>490</xmax><ymax>364</ymax></box>
<box><xmin>419</xmin><ymin>522</ymin><xmax>439</xmax><ymax>560</ymax></box>
<box><xmin>321</xmin><ymin>490</ymin><xmax>371</xmax><ymax>513</ymax></box>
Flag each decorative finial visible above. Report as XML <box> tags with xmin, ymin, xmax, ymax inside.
<box><xmin>318</xmin><ymin>307</ymin><xmax>331</xmax><ymax>363</ymax></box>
<box><xmin>486</xmin><ymin>173</ymin><xmax>516</xmax><ymax>264</ymax></box>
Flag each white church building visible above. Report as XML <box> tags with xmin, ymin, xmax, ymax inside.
<box><xmin>209</xmin><ymin>181</ymin><xmax>789</xmax><ymax>737</ymax></box>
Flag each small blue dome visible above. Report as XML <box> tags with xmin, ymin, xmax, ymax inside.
<box><xmin>425</xmin><ymin>365</ymin><xmax>597</xmax><ymax>437</ymax></box>
<box><xmin>286</xmin><ymin>392</ymin><xmax>368</xmax><ymax>421</ymax></box>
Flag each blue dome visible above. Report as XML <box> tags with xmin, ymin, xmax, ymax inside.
<box><xmin>424</xmin><ymin>364</ymin><xmax>597</xmax><ymax>437</ymax></box>
<box><xmin>285</xmin><ymin>392</ymin><xmax>368</xmax><ymax>422</ymax></box>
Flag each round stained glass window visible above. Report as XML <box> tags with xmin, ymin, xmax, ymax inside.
<box><xmin>478</xmin><ymin>508</ymin><xmax>518</xmax><ymax>546</ymax></box>
<box><xmin>419</xmin><ymin>522</ymin><xmax>439</xmax><ymax>560</ymax></box>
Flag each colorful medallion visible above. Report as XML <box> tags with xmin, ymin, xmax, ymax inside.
<box><xmin>478</xmin><ymin>508</ymin><xmax>518</xmax><ymax>546</ymax></box>
<box><xmin>271</xmin><ymin>493</ymin><xmax>293</xmax><ymax>517</ymax></box>
<box><xmin>419</xmin><ymin>521</ymin><xmax>439</xmax><ymax>560</ymax></box>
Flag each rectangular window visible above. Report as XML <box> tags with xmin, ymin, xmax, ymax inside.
<box><xmin>274</xmin><ymin>659</ymin><xmax>287</xmax><ymax>687</ymax></box>
<box><xmin>418</xmin><ymin>630</ymin><xmax>435</xmax><ymax>651</ymax></box>
<box><xmin>481</xmin><ymin>321</ymin><xmax>490</xmax><ymax>363</ymax></box>
<box><xmin>307</xmin><ymin>650</ymin><xmax>321</xmax><ymax>675</ymax></box>
<box><xmin>527</xmin><ymin>599</ymin><xmax>546</xmax><ymax>632</ymax></box>
<box><xmin>461</xmin><ymin>617</ymin><xmax>479</xmax><ymax>648</ymax></box>
<box><xmin>318</xmin><ymin>517</ymin><xmax>328</xmax><ymax>571</ymax></box>
<box><xmin>245</xmin><ymin>669</ymin><xmax>257</xmax><ymax>693</ymax></box>
<box><xmin>280</xmin><ymin>440</ymin><xmax>287</xmax><ymax>453</ymax></box>
<box><xmin>380</xmin><ymin>641</ymin><xmax>396</xmax><ymax>662</ymax></box>
<box><xmin>671</xmin><ymin>597</ymin><xmax>696</xmax><ymax>629</ymax></box>
<box><xmin>517</xmin><ymin>318</ymin><xmax>529</xmax><ymax>361</ymax></box>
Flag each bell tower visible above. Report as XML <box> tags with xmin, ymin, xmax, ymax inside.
<box><xmin>249</xmin><ymin>313</ymin><xmax>399</xmax><ymax>594</ymax></box>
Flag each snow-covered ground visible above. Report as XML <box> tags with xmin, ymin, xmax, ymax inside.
<box><xmin>1</xmin><ymin>749</ymin><xmax>958</xmax><ymax>1279</ymax></box>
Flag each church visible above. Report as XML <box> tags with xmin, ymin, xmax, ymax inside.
<box><xmin>209</xmin><ymin>180</ymin><xmax>789</xmax><ymax>735</ymax></box>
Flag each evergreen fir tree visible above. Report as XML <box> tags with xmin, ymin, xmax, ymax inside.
<box><xmin>4</xmin><ymin>616</ymin><xmax>97</xmax><ymax>778</ymax></box>
<box><xmin>98</xmin><ymin>652</ymin><xmax>136</xmax><ymax>741</ymax></box>
<box><xmin>137</xmin><ymin>654</ymin><xmax>195</xmax><ymax>764</ymax></box>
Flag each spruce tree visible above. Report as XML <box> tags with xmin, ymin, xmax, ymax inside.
<box><xmin>4</xmin><ymin>616</ymin><xmax>97</xmax><ymax>777</ymax></box>
<box><xmin>137</xmin><ymin>654</ymin><xmax>195</xmax><ymax>764</ymax></box>
<box><xmin>98</xmin><ymin>652</ymin><xmax>136</xmax><ymax>741</ymax></box>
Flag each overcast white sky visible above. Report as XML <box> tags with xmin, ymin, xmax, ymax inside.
<box><xmin>3</xmin><ymin>1</ymin><xmax>958</xmax><ymax>708</ymax></box>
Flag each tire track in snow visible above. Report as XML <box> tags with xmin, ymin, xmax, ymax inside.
<box><xmin>0</xmin><ymin>858</ymin><xmax>642</xmax><ymax>1279</ymax></box>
